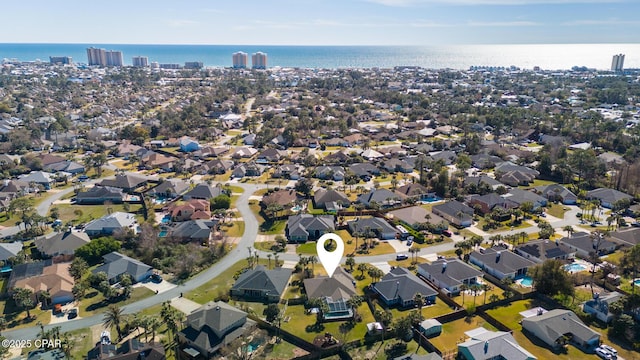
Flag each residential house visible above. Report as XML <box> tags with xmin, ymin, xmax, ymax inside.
<box><xmin>230</xmin><ymin>146</ymin><xmax>258</xmax><ymax>159</ymax></box>
<box><xmin>76</xmin><ymin>186</ymin><xmax>124</xmax><ymax>204</ymax></box>
<box><xmin>494</xmin><ymin>162</ymin><xmax>539</xmax><ymax>179</ymax></box>
<box><xmin>417</xmin><ymin>258</ymin><xmax>483</xmax><ymax>296</ymax></box>
<box><xmin>387</xmin><ymin>206</ymin><xmax>448</xmax><ymax>233</ymax></box>
<box><xmin>99</xmin><ymin>174</ymin><xmax>148</xmax><ymax>193</ymax></box>
<box><xmin>432</xmin><ymin>201</ymin><xmax>474</xmax><ymax>228</ymax></box>
<box><xmin>179</xmin><ymin>137</ymin><xmax>200</xmax><ymax>152</ymax></box>
<box><xmin>470</xmin><ymin>154</ymin><xmax>503</xmax><ymax>169</ymax></box>
<box><xmin>350</xmin><ymin>163</ymin><xmax>380</xmax><ymax>179</ymax></box>
<box><xmin>242</xmin><ymin>134</ymin><xmax>256</xmax><ymax>146</ymax></box>
<box><xmin>84</xmin><ymin>212</ymin><xmax>137</xmax><ymax>237</ymax></box>
<box><xmin>609</xmin><ymin>228</ymin><xmax>640</xmax><ymax>247</ymax></box>
<box><xmin>503</xmin><ymin>189</ymin><xmax>547</xmax><ymax>210</ymax></box>
<box><xmin>395</xmin><ymin>183</ymin><xmax>430</xmax><ymax>201</ymax></box>
<box><xmin>116</xmin><ymin>141</ymin><xmax>142</xmax><ymax>158</ymax></box>
<box><xmin>357</xmin><ymin>189</ymin><xmax>401</xmax><ymax>208</ymax></box>
<box><xmin>179</xmin><ymin>301</ymin><xmax>257</xmax><ymax>359</ymax></box>
<box><xmin>313</xmin><ymin>188</ymin><xmax>350</xmax><ymax>210</ymax></box>
<box><xmin>92</xmin><ymin>252</ymin><xmax>153</xmax><ymax>284</ymax></box>
<box><xmin>583</xmin><ymin>291</ymin><xmax>624</xmax><ymax>323</ymax></box>
<box><xmin>323</xmin><ymin>151</ymin><xmax>350</xmax><ymax>164</ymax></box>
<box><xmin>303</xmin><ymin>267</ymin><xmax>357</xmax><ymax>320</ymax></box>
<box><xmin>272</xmin><ymin>164</ymin><xmax>302</xmax><ymax>180</ymax></box>
<box><xmin>348</xmin><ymin>217</ymin><xmax>398</xmax><ymax>240</ymax></box>
<box><xmin>463</xmin><ymin>176</ymin><xmax>504</xmax><ymax>192</ymax></box>
<box><xmin>469</xmin><ymin>247</ymin><xmax>536</xmax><ymax>280</ymax></box>
<box><xmin>428</xmin><ymin>150</ymin><xmax>457</xmax><ymax>165</ymax></box>
<box><xmin>0</xmin><ymin>242</ymin><xmax>23</xmax><ymax>262</ymax></box>
<box><xmin>314</xmin><ymin>166</ymin><xmax>345</xmax><ymax>181</ymax></box>
<box><xmin>468</xmin><ymin>193</ymin><xmax>518</xmax><ymax>215</ymax></box>
<box><xmin>457</xmin><ymin>328</ymin><xmax>536</xmax><ymax>360</ymax></box>
<box><xmin>34</xmin><ymin>230</ymin><xmax>91</xmax><ymax>258</ymax></box>
<box><xmin>183</xmin><ymin>183</ymin><xmax>224</xmax><ymax>201</ymax></box>
<box><xmin>257</xmin><ymin>148</ymin><xmax>287</xmax><ymax>163</ymax></box>
<box><xmin>361</xmin><ymin>148</ymin><xmax>384</xmax><ymax>160</ymax></box>
<box><xmin>382</xmin><ymin>158</ymin><xmax>414</xmax><ymax>174</ymax></box>
<box><xmin>20</xmin><ymin>171</ymin><xmax>56</xmax><ymax>190</ymax></box>
<box><xmin>261</xmin><ymin>189</ymin><xmax>298</xmax><ymax>210</ymax></box>
<box><xmin>44</xmin><ymin>160</ymin><xmax>85</xmax><ymax>174</ymax></box>
<box><xmin>499</xmin><ymin>170</ymin><xmax>537</xmax><ymax>187</ymax></box>
<box><xmin>230</xmin><ymin>265</ymin><xmax>292</xmax><ymax>303</ymax></box>
<box><xmin>87</xmin><ymin>339</ymin><xmax>165</xmax><ymax>360</ymax></box>
<box><xmin>521</xmin><ymin>309</ymin><xmax>600</xmax><ymax>350</ymax></box>
<box><xmin>201</xmin><ymin>159</ymin><xmax>235</xmax><ymax>175</ymax></box>
<box><xmin>170</xmin><ymin>199</ymin><xmax>211</xmax><ymax>221</ymax></box>
<box><xmin>373</xmin><ymin>267</ymin><xmax>438</xmax><ymax>308</ymax></box>
<box><xmin>147</xmin><ymin>179</ymin><xmax>190</xmax><ymax>199</ymax></box>
<box><xmin>171</xmin><ymin>220</ymin><xmax>218</xmax><ymax>244</ymax></box>
<box><xmin>140</xmin><ymin>152</ymin><xmax>178</xmax><ymax>171</ymax></box>
<box><xmin>586</xmin><ymin>188</ymin><xmax>633</xmax><ymax>209</ymax></box>
<box><xmin>533</xmin><ymin>184</ymin><xmax>577</xmax><ymax>205</ymax></box>
<box><xmin>515</xmin><ymin>239</ymin><xmax>575</xmax><ymax>263</ymax></box>
<box><xmin>10</xmin><ymin>260</ymin><xmax>74</xmax><ymax>305</ymax></box>
<box><xmin>231</xmin><ymin>161</ymin><xmax>262</xmax><ymax>178</ymax></box>
<box><xmin>286</xmin><ymin>214</ymin><xmax>335</xmax><ymax>242</ymax></box>
<box><xmin>559</xmin><ymin>232</ymin><xmax>617</xmax><ymax>259</ymax></box>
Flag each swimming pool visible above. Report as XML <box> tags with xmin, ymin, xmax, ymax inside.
<box><xmin>291</xmin><ymin>205</ymin><xmax>302</xmax><ymax>212</ymax></box>
<box><xmin>634</xmin><ymin>279</ymin><xmax>640</xmax><ymax>287</ymax></box>
<box><xmin>564</xmin><ymin>263</ymin><xmax>587</xmax><ymax>272</ymax></box>
<box><xmin>519</xmin><ymin>276</ymin><xmax>533</xmax><ymax>287</ymax></box>
<box><xmin>159</xmin><ymin>230</ymin><xmax>168</xmax><ymax>237</ymax></box>
<box><xmin>160</xmin><ymin>215</ymin><xmax>171</xmax><ymax>224</ymax></box>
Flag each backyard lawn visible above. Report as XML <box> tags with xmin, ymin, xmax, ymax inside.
<box><xmin>50</xmin><ymin>203</ymin><xmax>143</xmax><ymax>225</ymax></box>
<box><xmin>428</xmin><ymin>315</ymin><xmax>497</xmax><ymax>355</ymax></box>
<box><xmin>0</xmin><ymin>299</ymin><xmax>51</xmax><ymax>330</ymax></box>
<box><xmin>485</xmin><ymin>299</ymin><xmax>622</xmax><ymax>360</ymax></box>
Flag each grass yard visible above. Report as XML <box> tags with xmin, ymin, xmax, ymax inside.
<box><xmin>227</xmin><ymin>185</ymin><xmax>245</xmax><ymax>194</ymax></box>
<box><xmin>66</xmin><ymin>327</ymin><xmax>94</xmax><ymax>360</ymax></box>
<box><xmin>257</xmin><ymin>340</ymin><xmax>309</xmax><ymax>360</ymax></box>
<box><xmin>374</xmin><ymin>299</ymin><xmax>454</xmax><ymax>323</ymax></box>
<box><xmin>456</xmin><ymin>282</ymin><xmax>505</xmax><ymax>309</ymax></box>
<box><xmin>485</xmin><ymin>299</ymin><xmax>603</xmax><ymax>360</ymax></box>
<box><xmin>428</xmin><ymin>315</ymin><xmax>497</xmax><ymax>354</ymax></box>
<box><xmin>344</xmin><ymin>338</ymin><xmax>431</xmax><ymax>360</ymax></box>
<box><xmin>222</xmin><ymin>221</ymin><xmax>245</xmax><ymax>237</ymax></box>
<box><xmin>0</xmin><ymin>300</ymin><xmax>51</xmax><ymax>330</ymax></box>
<box><xmin>476</xmin><ymin>218</ymin><xmax>532</xmax><ymax>234</ymax></box>
<box><xmin>186</xmin><ymin>259</ymin><xmax>270</xmax><ymax>304</ymax></box>
<box><xmin>296</xmin><ymin>233</ymin><xmax>396</xmax><ymax>258</ymax></box>
<box><xmin>387</xmin><ymin>257</ymin><xmax>429</xmax><ymax>268</ymax></box>
<box><xmin>280</xmin><ymin>302</ymin><xmax>375</xmax><ymax>344</ymax></box>
<box><xmin>78</xmin><ymin>287</ymin><xmax>155</xmax><ymax>318</ymax></box>
<box><xmin>546</xmin><ymin>203</ymin><xmax>568</xmax><ymax>219</ymax></box>
<box><xmin>51</xmin><ymin>203</ymin><xmax>143</xmax><ymax>225</ymax></box>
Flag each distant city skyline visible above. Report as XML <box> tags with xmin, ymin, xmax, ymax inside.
<box><xmin>1</xmin><ymin>0</ymin><xmax>639</xmax><ymax>45</ymax></box>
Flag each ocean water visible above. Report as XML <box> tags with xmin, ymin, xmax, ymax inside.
<box><xmin>1</xmin><ymin>43</ymin><xmax>639</xmax><ymax>70</ymax></box>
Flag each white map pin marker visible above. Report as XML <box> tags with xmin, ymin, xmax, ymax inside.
<box><xmin>316</xmin><ymin>233</ymin><xmax>344</xmax><ymax>278</ymax></box>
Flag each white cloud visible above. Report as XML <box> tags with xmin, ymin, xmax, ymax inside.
<box><xmin>366</xmin><ymin>0</ymin><xmax>622</xmax><ymax>6</ymax></box>
<box><xmin>562</xmin><ymin>19</ymin><xmax>640</xmax><ymax>26</ymax></box>
<box><xmin>168</xmin><ymin>19</ymin><xmax>199</xmax><ymax>28</ymax></box>
<box><xmin>468</xmin><ymin>20</ymin><xmax>541</xmax><ymax>26</ymax></box>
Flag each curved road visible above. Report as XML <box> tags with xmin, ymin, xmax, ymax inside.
<box><xmin>3</xmin><ymin>181</ymin><xmax>584</xmax><ymax>340</ymax></box>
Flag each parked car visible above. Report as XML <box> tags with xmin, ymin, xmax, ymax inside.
<box><xmin>442</xmin><ymin>230</ymin><xmax>452</xmax><ymax>237</ymax></box>
<box><xmin>67</xmin><ymin>308</ymin><xmax>78</xmax><ymax>320</ymax></box>
<box><xmin>151</xmin><ymin>273</ymin><xmax>163</xmax><ymax>283</ymax></box>
<box><xmin>600</xmin><ymin>345</ymin><xmax>617</xmax><ymax>357</ymax></box>
<box><xmin>596</xmin><ymin>347</ymin><xmax>613</xmax><ymax>359</ymax></box>
<box><xmin>396</xmin><ymin>254</ymin><xmax>408</xmax><ymax>261</ymax></box>
<box><xmin>406</xmin><ymin>239</ymin><xmax>413</xmax><ymax>247</ymax></box>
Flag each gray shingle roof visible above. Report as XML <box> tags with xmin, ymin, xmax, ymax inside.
<box><xmin>84</xmin><ymin>212</ymin><xmax>136</xmax><ymax>234</ymax></box>
<box><xmin>521</xmin><ymin>309</ymin><xmax>600</xmax><ymax>347</ymax></box>
<box><xmin>374</xmin><ymin>267</ymin><xmax>437</xmax><ymax>303</ymax></box>
<box><xmin>92</xmin><ymin>252</ymin><xmax>152</xmax><ymax>282</ymax></box>
<box><xmin>183</xmin><ymin>183</ymin><xmax>224</xmax><ymax>200</ymax></box>
<box><xmin>418</xmin><ymin>258</ymin><xmax>482</xmax><ymax>289</ymax></box>
<box><xmin>231</xmin><ymin>265</ymin><xmax>292</xmax><ymax>298</ymax></box>
<box><xmin>99</xmin><ymin>174</ymin><xmax>147</xmax><ymax>190</ymax></box>
<box><xmin>0</xmin><ymin>242</ymin><xmax>23</xmax><ymax>261</ymax></box>
<box><xmin>515</xmin><ymin>239</ymin><xmax>573</xmax><ymax>261</ymax></box>
<box><xmin>303</xmin><ymin>267</ymin><xmax>356</xmax><ymax>300</ymax></box>
<box><xmin>34</xmin><ymin>230</ymin><xmax>90</xmax><ymax>256</ymax></box>
<box><xmin>148</xmin><ymin>179</ymin><xmax>189</xmax><ymax>197</ymax></box>
<box><xmin>184</xmin><ymin>301</ymin><xmax>248</xmax><ymax>342</ymax></box>
<box><xmin>586</xmin><ymin>187</ymin><xmax>633</xmax><ymax>205</ymax></box>
<box><xmin>458</xmin><ymin>329</ymin><xmax>536</xmax><ymax>360</ymax></box>
<box><xmin>470</xmin><ymin>247</ymin><xmax>536</xmax><ymax>276</ymax></box>
<box><xmin>171</xmin><ymin>220</ymin><xmax>217</xmax><ymax>240</ymax></box>
<box><xmin>357</xmin><ymin>189</ymin><xmax>401</xmax><ymax>207</ymax></box>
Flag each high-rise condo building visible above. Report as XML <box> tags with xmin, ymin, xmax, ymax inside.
<box><xmin>49</xmin><ymin>56</ymin><xmax>72</xmax><ymax>65</ymax></box>
<box><xmin>86</xmin><ymin>47</ymin><xmax>123</xmax><ymax>67</ymax></box>
<box><xmin>232</xmin><ymin>52</ymin><xmax>248</xmax><ymax>68</ymax></box>
<box><xmin>611</xmin><ymin>54</ymin><xmax>625</xmax><ymax>72</ymax></box>
<box><xmin>251</xmin><ymin>52</ymin><xmax>267</xmax><ymax>69</ymax></box>
<box><xmin>132</xmin><ymin>56</ymin><xmax>149</xmax><ymax>67</ymax></box>
<box><xmin>106</xmin><ymin>50</ymin><xmax>123</xmax><ymax>67</ymax></box>
<box><xmin>184</xmin><ymin>61</ymin><xmax>204</xmax><ymax>69</ymax></box>
<box><xmin>87</xmin><ymin>47</ymin><xmax>107</xmax><ymax>66</ymax></box>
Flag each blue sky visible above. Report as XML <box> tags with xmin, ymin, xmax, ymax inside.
<box><xmin>2</xmin><ymin>0</ymin><xmax>638</xmax><ymax>45</ymax></box>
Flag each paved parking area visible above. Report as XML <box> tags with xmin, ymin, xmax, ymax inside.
<box><xmin>370</xmin><ymin>261</ymin><xmax>392</xmax><ymax>274</ymax></box>
<box><xmin>171</xmin><ymin>297</ymin><xmax>202</xmax><ymax>315</ymax></box>
<box><xmin>49</xmin><ymin>303</ymin><xmax>80</xmax><ymax>324</ymax></box>
<box><xmin>134</xmin><ymin>279</ymin><xmax>177</xmax><ymax>294</ymax></box>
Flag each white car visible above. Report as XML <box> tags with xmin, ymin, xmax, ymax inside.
<box><xmin>595</xmin><ymin>347</ymin><xmax>613</xmax><ymax>359</ymax></box>
<box><xmin>600</xmin><ymin>345</ymin><xmax>617</xmax><ymax>357</ymax></box>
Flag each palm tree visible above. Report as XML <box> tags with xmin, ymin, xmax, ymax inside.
<box><xmin>413</xmin><ymin>293</ymin><xmax>425</xmax><ymax>318</ymax></box>
<box><xmin>460</xmin><ymin>284</ymin><xmax>468</xmax><ymax>305</ymax></box>
<box><xmin>563</xmin><ymin>225</ymin><xmax>574</xmax><ymax>238</ymax></box>
<box><xmin>309</xmin><ymin>256</ymin><xmax>317</xmax><ymax>273</ymax></box>
<box><xmin>267</xmin><ymin>253</ymin><xmax>272</xmax><ymax>269</ymax></box>
<box><xmin>345</xmin><ymin>255</ymin><xmax>356</xmax><ymax>272</ymax></box>
<box><xmin>0</xmin><ymin>316</ymin><xmax>6</xmax><ymax>336</ymax></box>
<box><xmin>357</xmin><ymin>263</ymin><xmax>368</xmax><ymax>279</ymax></box>
<box><xmin>103</xmin><ymin>305</ymin><xmax>124</xmax><ymax>340</ymax></box>
<box><xmin>273</xmin><ymin>253</ymin><xmax>280</xmax><ymax>268</ymax></box>
<box><xmin>482</xmin><ymin>284</ymin><xmax>492</xmax><ymax>305</ymax></box>
<box><xmin>488</xmin><ymin>294</ymin><xmax>500</xmax><ymax>304</ymax></box>
<box><xmin>346</xmin><ymin>295</ymin><xmax>363</xmax><ymax>319</ymax></box>
<box><xmin>12</xmin><ymin>288</ymin><xmax>34</xmax><ymax>319</ymax></box>
<box><xmin>39</xmin><ymin>290</ymin><xmax>51</xmax><ymax>309</ymax></box>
